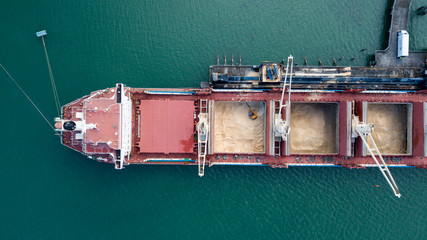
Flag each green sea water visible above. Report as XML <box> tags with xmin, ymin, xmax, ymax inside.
<box><xmin>1</xmin><ymin>0</ymin><xmax>427</xmax><ymax>239</ymax></box>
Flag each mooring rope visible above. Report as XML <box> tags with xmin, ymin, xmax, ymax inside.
<box><xmin>1</xmin><ymin>64</ymin><xmax>57</xmax><ymax>132</ymax></box>
<box><xmin>41</xmin><ymin>36</ymin><xmax>61</xmax><ymax>117</ymax></box>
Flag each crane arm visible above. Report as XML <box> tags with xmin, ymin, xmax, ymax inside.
<box><xmin>352</xmin><ymin>116</ymin><xmax>401</xmax><ymax>198</ymax></box>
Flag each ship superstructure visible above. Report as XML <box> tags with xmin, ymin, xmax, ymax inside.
<box><xmin>55</xmin><ymin>83</ymin><xmax>132</xmax><ymax>169</ymax></box>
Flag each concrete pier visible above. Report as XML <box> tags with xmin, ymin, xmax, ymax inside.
<box><xmin>375</xmin><ymin>0</ymin><xmax>427</xmax><ymax>67</ymax></box>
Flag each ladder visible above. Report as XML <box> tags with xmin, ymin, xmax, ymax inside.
<box><xmin>273</xmin><ymin>55</ymin><xmax>293</xmax><ymax>156</ymax></box>
<box><xmin>352</xmin><ymin>116</ymin><xmax>401</xmax><ymax>198</ymax></box>
<box><xmin>200</xmin><ymin>99</ymin><xmax>208</xmax><ymax>113</ymax></box>
<box><xmin>198</xmin><ymin>99</ymin><xmax>209</xmax><ymax>177</ymax></box>
<box><xmin>273</xmin><ymin>100</ymin><xmax>282</xmax><ymax>157</ymax></box>
<box><xmin>274</xmin><ymin>139</ymin><xmax>281</xmax><ymax>156</ymax></box>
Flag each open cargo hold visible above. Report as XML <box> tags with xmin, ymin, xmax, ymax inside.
<box><xmin>366</xmin><ymin>103</ymin><xmax>412</xmax><ymax>155</ymax></box>
<box><xmin>213</xmin><ymin>101</ymin><xmax>265</xmax><ymax>153</ymax></box>
<box><xmin>290</xmin><ymin>102</ymin><xmax>339</xmax><ymax>154</ymax></box>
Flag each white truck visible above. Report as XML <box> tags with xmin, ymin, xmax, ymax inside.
<box><xmin>397</xmin><ymin>30</ymin><xmax>409</xmax><ymax>58</ymax></box>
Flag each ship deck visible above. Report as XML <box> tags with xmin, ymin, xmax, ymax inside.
<box><xmin>125</xmin><ymin>88</ymin><xmax>427</xmax><ymax>169</ymax></box>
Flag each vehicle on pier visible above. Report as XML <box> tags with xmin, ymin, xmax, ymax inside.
<box><xmin>397</xmin><ymin>30</ymin><xmax>409</xmax><ymax>58</ymax></box>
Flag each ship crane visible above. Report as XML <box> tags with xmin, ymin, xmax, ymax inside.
<box><xmin>197</xmin><ymin>99</ymin><xmax>209</xmax><ymax>177</ymax></box>
<box><xmin>351</xmin><ymin>115</ymin><xmax>401</xmax><ymax>198</ymax></box>
<box><xmin>273</xmin><ymin>56</ymin><xmax>293</xmax><ymax>156</ymax></box>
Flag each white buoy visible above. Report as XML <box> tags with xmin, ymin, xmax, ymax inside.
<box><xmin>36</xmin><ymin>30</ymin><xmax>47</xmax><ymax>37</ymax></box>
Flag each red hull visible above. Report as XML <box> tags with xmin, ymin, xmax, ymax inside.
<box><xmin>58</xmin><ymin>86</ymin><xmax>427</xmax><ymax>169</ymax></box>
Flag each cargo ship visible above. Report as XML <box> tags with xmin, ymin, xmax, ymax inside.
<box><xmin>54</xmin><ymin>56</ymin><xmax>427</xmax><ymax>197</ymax></box>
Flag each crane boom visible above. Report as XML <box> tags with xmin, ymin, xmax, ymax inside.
<box><xmin>352</xmin><ymin>115</ymin><xmax>401</xmax><ymax>198</ymax></box>
<box><xmin>197</xmin><ymin>99</ymin><xmax>209</xmax><ymax>177</ymax></box>
<box><xmin>274</xmin><ymin>56</ymin><xmax>293</xmax><ymax>141</ymax></box>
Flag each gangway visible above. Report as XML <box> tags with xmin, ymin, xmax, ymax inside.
<box><xmin>273</xmin><ymin>55</ymin><xmax>293</xmax><ymax>156</ymax></box>
<box><xmin>197</xmin><ymin>99</ymin><xmax>209</xmax><ymax>176</ymax></box>
<box><xmin>352</xmin><ymin>115</ymin><xmax>401</xmax><ymax>198</ymax></box>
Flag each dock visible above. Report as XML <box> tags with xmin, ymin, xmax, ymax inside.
<box><xmin>208</xmin><ymin>0</ymin><xmax>427</xmax><ymax>90</ymax></box>
<box><xmin>209</xmin><ymin>64</ymin><xmax>426</xmax><ymax>90</ymax></box>
<box><xmin>375</xmin><ymin>0</ymin><xmax>427</xmax><ymax>67</ymax></box>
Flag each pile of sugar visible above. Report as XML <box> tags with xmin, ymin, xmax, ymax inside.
<box><xmin>214</xmin><ymin>101</ymin><xmax>265</xmax><ymax>153</ymax></box>
<box><xmin>290</xmin><ymin>103</ymin><xmax>338</xmax><ymax>154</ymax></box>
<box><xmin>367</xmin><ymin>104</ymin><xmax>408</xmax><ymax>154</ymax></box>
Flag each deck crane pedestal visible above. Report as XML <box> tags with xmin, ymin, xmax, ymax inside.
<box><xmin>351</xmin><ymin>115</ymin><xmax>401</xmax><ymax>198</ymax></box>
